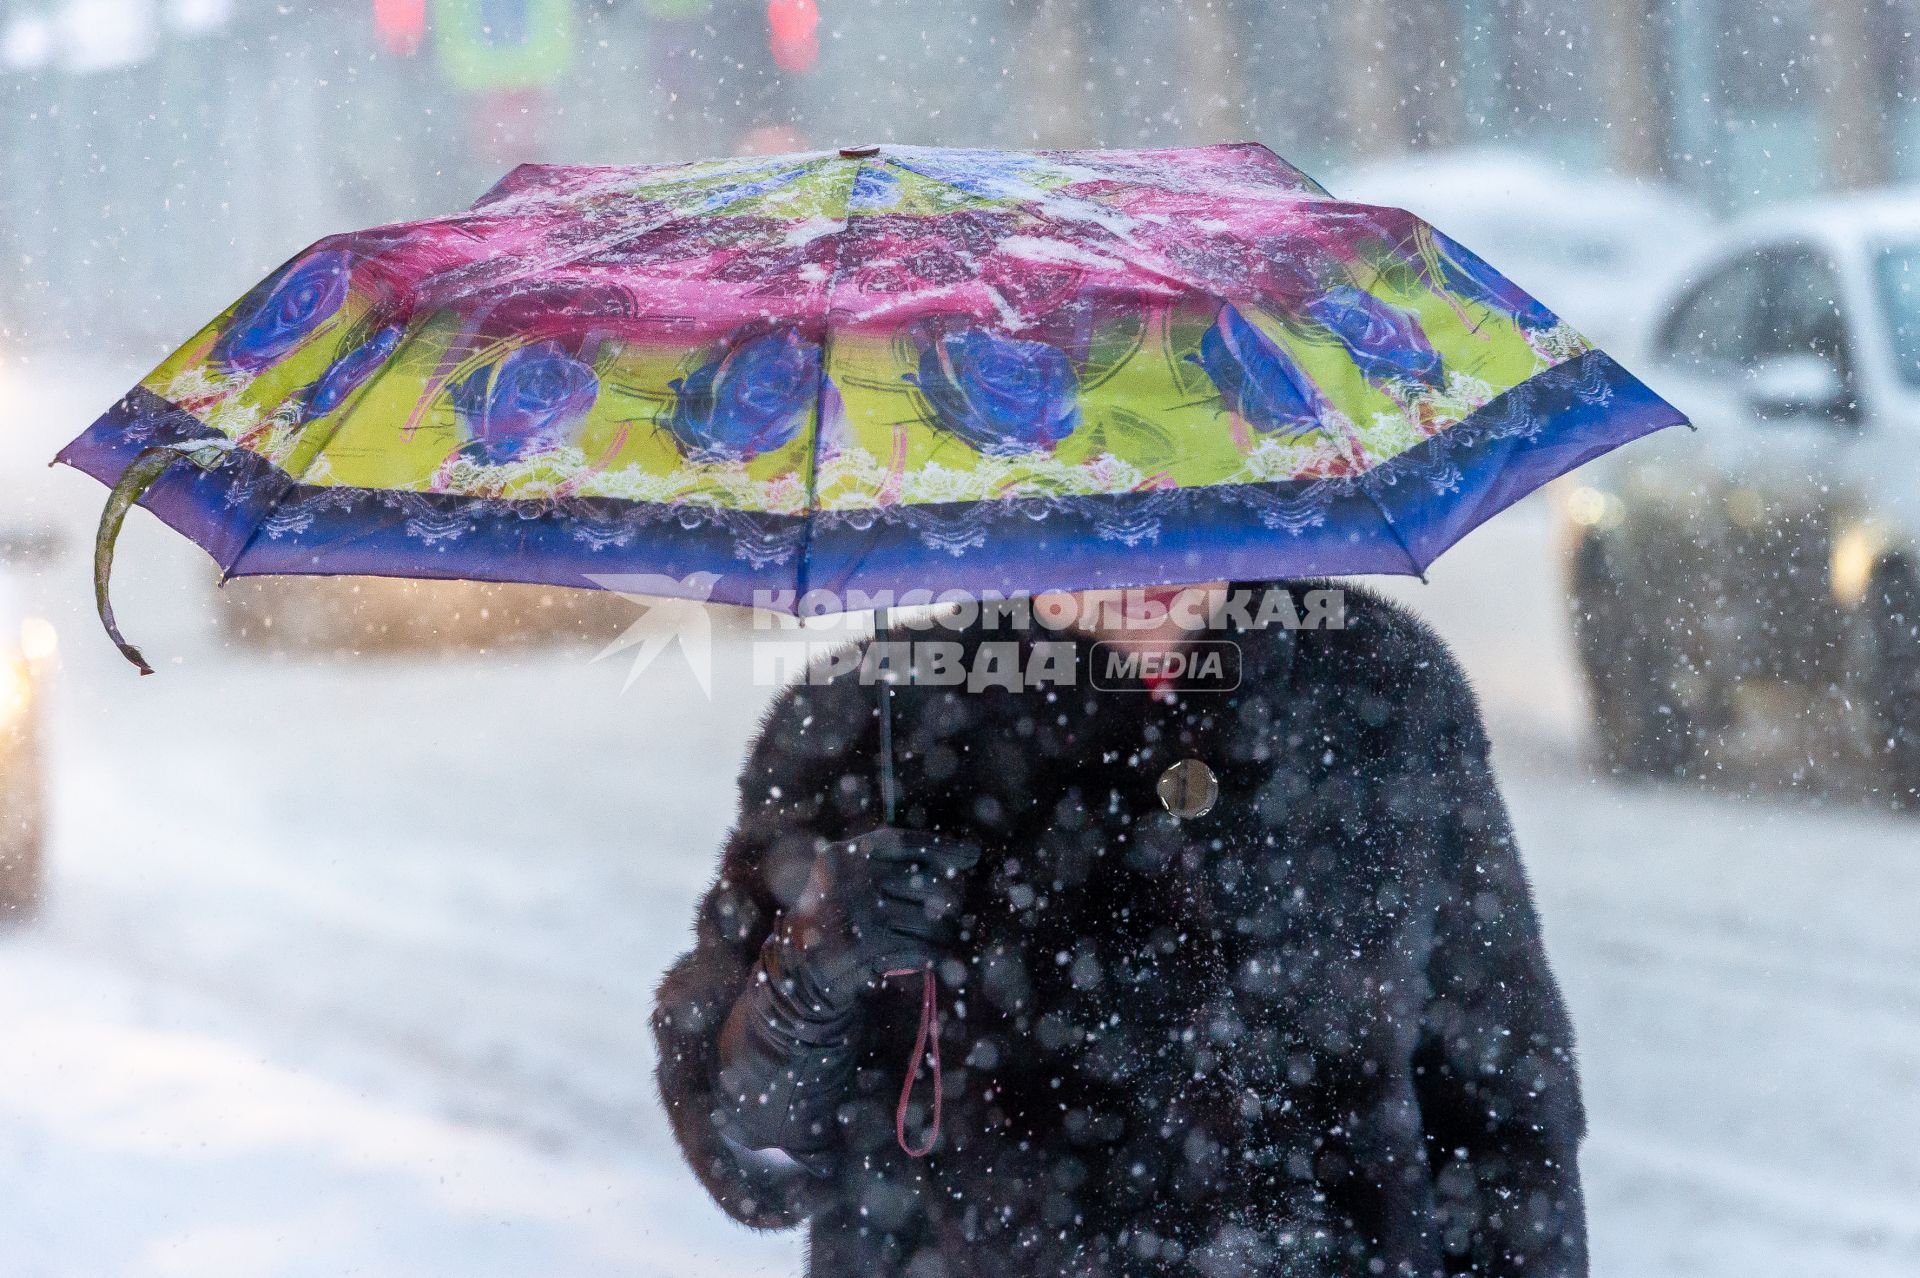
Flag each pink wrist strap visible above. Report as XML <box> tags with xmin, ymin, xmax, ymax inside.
<box><xmin>882</xmin><ymin>967</ymin><xmax>941</xmax><ymax>1156</ymax></box>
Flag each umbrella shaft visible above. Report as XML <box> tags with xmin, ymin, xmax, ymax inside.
<box><xmin>876</xmin><ymin>606</ymin><xmax>898</xmax><ymax>824</ymax></box>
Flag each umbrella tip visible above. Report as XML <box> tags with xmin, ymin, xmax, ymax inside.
<box><xmin>839</xmin><ymin>144</ymin><xmax>880</xmax><ymax>158</ymax></box>
<box><xmin>117</xmin><ymin>640</ymin><xmax>155</xmax><ymax>676</ymax></box>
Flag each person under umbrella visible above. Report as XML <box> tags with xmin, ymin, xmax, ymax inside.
<box><xmin>56</xmin><ymin>144</ymin><xmax>1682</xmax><ymax>1278</ymax></box>
<box><xmin>655</xmin><ymin>578</ymin><xmax>1585</xmax><ymax>1278</ymax></box>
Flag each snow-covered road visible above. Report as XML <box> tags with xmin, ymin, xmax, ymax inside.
<box><xmin>2</xmin><ymin>355</ymin><xmax>1916</xmax><ymax>1276</ymax></box>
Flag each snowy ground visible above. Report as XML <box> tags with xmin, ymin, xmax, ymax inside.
<box><xmin>3</xmin><ymin>353</ymin><xmax>1918</xmax><ymax>1276</ymax></box>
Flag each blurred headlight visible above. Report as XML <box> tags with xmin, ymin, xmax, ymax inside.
<box><xmin>1567</xmin><ymin>486</ymin><xmax>1608</xmax><ymax>527</ymax></box>
<box><xmin>1565</xmin><ymin>485</ymin><xmax>1623</xmax><ymax>531</ymax></box>
<box><xmin>19</xmin><ymin>617</ymin><xmax>56</xmax><ymax>664</ymax></box>
<box><xmin>1830</xmin><ymin>523</ymin><xmax>1888</xmax><ymax>607</ymax></box>
<box><xmin>0</xmin><ymin>657</ymin><xmax>28</xmax><ymax>729</ymax></box>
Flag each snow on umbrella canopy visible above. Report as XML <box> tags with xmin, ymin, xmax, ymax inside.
<box><xmin>58</xmin><ymin>142</ymin><xmax>1688</xmax><ymax>652</ymax></box>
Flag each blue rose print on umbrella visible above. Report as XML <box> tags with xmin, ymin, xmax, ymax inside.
<box><xmin>212</xmin><ymin>249</ymin><xmax>354</xmax><ymax>374</ymax></box>
<box><xmin>1190</xmin><ymin>303</ymin><xmax>1323</xmax><ymax>439</ymax></box>
<box><xmin>451</xmin><ymin>341</ymin><xmax>600</xmax><ymax>464</ymax></box>
<box><xmin>666</xmin><ymin>328</ymin><xmax>822</xmax><ymax>463</ymax></box>
<box><xmin>849</xmin><ymin>163</ymin><xmax>903</xmax><ymax>212</ymax></box>
<box><xmin>1306</xmin><ymin>286</ymin><xmax>1443</xmax><ymax>387</ymax></box>
<box><xmin>1430</xmin><ymin>232</ymin><xmax>1558</xmax><ymax>330</ymax></box>
<box><xmin>300</xmin><ymin>324</ymin><xmax>403</xmax><ymax>421</ymax></box>
<box><xmin>905</xmin><ymin>328</ymin><xmax>1081</xmax><ymax>456</ymax></box>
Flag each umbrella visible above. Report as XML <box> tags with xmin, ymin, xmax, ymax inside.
<box><xmin>58</xmin><ymin>142</ymin><xmax>1685</xmax><ymax>662</ymax></box>
<box><xmin>54</xmin><ymin>142</ymin><xmax>1689</xmax><ymax>1150</ymax></box>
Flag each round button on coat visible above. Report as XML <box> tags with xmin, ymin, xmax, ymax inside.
<box><xmin>1156</xmin><ymin>758</ymin><xmax>1219</xmax><ymax>819</ymax></box>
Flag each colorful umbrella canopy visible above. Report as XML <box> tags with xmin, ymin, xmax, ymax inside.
<box><xmin>57</xmin><ymin>142</ymin><xmax>1687</xmax><ymax>666</ymax></box>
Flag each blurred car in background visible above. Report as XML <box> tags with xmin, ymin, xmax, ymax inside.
<box><xmin>1562</xmin><ymin>189</ymin><xmax>1920</xmax><ymax>794</ymax></box>
<box><xmin>0</xmin><ymin>538</ymin><xmax>57</xmax><ymax>920</ymax></box>
<box><xmin>217</xmin><ymin>576</ymin><xmax>645</xmax><ymax>655</ymax></box>
<box><xmin>1330</xmin><ymin>146</ymin><xmax>1713</xmax><ymax>349</ymax></box>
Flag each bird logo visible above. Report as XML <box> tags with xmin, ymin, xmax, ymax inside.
<box><xmin>588</xmin><ymin>572</ymin><xmax>723</xmax><ymax>697</ymax></box>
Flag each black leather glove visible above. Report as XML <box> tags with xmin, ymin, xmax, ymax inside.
<box><xmin>715</xmin><ymin>827</ymin><xmax>979</xmax><ymax>1161</ymax></box>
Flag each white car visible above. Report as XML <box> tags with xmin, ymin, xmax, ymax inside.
<box><xmin>0</xmin><ymin>553</ymin><xmax>53</xmax><ymax>920</ymax></box>
<box><xmin>1562</xmin><ymin>189</ymin><xmax>1920</xmax><ymax>792</ymax></box>
<box><xmin>1328</xmin><ymin>146</ymin><xmax>1713</xmax><ymax>349</ymax></box>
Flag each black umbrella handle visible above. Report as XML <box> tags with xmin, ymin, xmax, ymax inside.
<box><xmin>875</xmin><ymin>606</ymin><xmax>898</xmax><ymax>824</ymax></box>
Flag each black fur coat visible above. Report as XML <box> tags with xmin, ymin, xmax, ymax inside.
<box><xmin>653</xmin><ymin>583</ymin><xmax>1586</xmax><ymax>1277</ymax></box>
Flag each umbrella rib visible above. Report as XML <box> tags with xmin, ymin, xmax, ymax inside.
<box><xmin>211</xmin><ymin>340</ymin><xmax>395</xmax><ymax>582</ymax></box>
<box><xmin>1363</xmin><ymin>485</ymin><xmax>1429</xmax><ymax>584</ymax></box>
<box><xmin>793</xmin><ymin>155</ymin><xmax>865</xmax><ymax>603</ymax></box>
